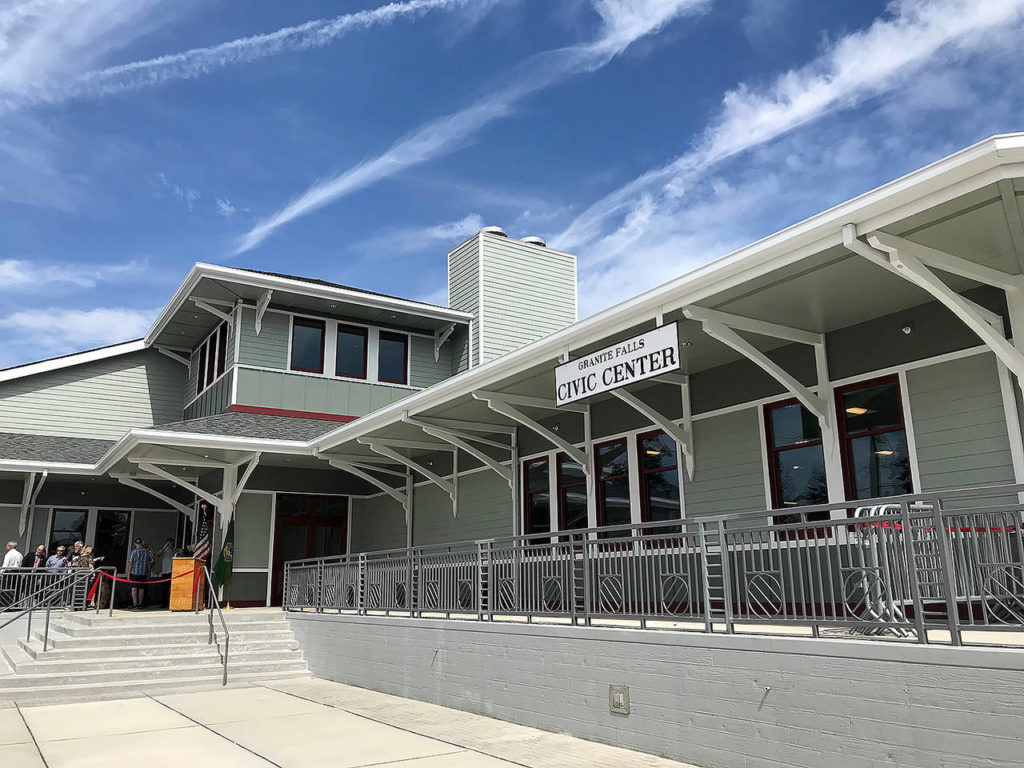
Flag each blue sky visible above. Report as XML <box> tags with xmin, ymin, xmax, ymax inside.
<box><xmin>2</xmin><ymin>0</ymin><xmax>1024</xmax><ymax>368</ymax></box>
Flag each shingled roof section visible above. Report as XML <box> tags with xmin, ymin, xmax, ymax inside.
<box><xmin>154</xmin><ymin>411</ymin><xmax>338</xmax><ymax>442</ymax></box>
<box><xmin>233</xmin><ymin>267</ymin><xmax>453</xmax><ymax>310</ymax></box>
<box><xmin>0</xmin><ymin>433</ymin><xmax>115</xmax><ymax>464</ymax></box>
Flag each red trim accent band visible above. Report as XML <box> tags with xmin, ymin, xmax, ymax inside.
<box><xmin>225</xmin><ymin>405</ymin><xmax>358</xmax><ymax>423</ymax></box>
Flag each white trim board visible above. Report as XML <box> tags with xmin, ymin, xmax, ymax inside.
<box><xmin>0</xmin><ymin>340</ymin><xmax>146</xmax><ymax>384</ymax></box>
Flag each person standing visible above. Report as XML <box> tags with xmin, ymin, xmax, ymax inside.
<box><xmin>46</xmin><ymin>546</ymin><xmax>68</xmax><ymax>572</ymax></box>
<box><xmin>128</xmin><ymin>538</ymin><xmax>153</xmax><ymax>610</ymax></box>
<box><xmin>29</xmin><ymin>545</ymin><xmax>46</xmax><ymax>569</ymax></box>
<box><xmin>2</xmin><ymin>541</ymin><xmax>23</xmax><ymax>568</ymax></box>
<box><xmin>155</xmin><ymin>539</ymin><xmax>176</xmax><ymax>609</ymax></box>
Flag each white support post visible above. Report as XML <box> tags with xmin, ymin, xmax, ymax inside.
<box><xmin>405</xmin><ymin>469</ymin><xmax>414</xmax><ymax>545</ymax></box>
<box><xmin>474</xmin><ymin>394</ymin><xmax>589</xmax><ymax>471</ymax></box>
<box><xmin>136</xmin><ymin>462</ymin><xmax>223</xmax><ymax>508</ymax></box>
<box><xmin>192</xmin><ymin>298</ymin><xmax>234</xmax><ymax>326</ymax></box>
<box><xmin>584</xmin><ymin>404</ymin><xmax>596</xmax><ymax>529</ymax></box>
<box><xmin>434</xmin><ymin>322</ymin><xmax>456</xmax><ymax>362</ymax></box>
<box><xmin>255</xmin><ymin>290</ymin><xmax>273</xmax><ymax>335</ymax></box>
<box><xmin>219</xmin><ymin>464</ymin><xmax>237</xmax><ymax>531</ymax></box>
<box><xmin>814</xmin><ymin>342</ymin><xmax>845</xmax><ymax>505</ymax></box>
<box><xmin>611</xmin><ymin>388</ymin><xmax>695</xmax><ymax>481</ymax></box>
<box><xmin>18</xmin><ymin>472</ymin><xmax>36</xmax><ymax>537</ymax></box>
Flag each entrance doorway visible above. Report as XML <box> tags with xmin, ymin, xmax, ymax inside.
<box><xmin>270</xmin><ymin>494</ymin><xmax>348</xmax><ymax>605</ymax></box>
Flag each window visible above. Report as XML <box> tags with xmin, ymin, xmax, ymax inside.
<box><xmin>335</xmin><ymin>324</ymin><xmax>368</xmax><ymax>379</ymax></box>
<box><xmin>638</xmin><ymin>430</ymin><xmax>681</xmax><ymax>524</ymax></box>
<box><xmin>523</xmin><ymin>458</ymin><xmax>551</xmax><ymax>534</ymax></box>
<box><xmin>48</xmin><ymin>509</ymin><xmax>88</xmax><ymax>553</ymax></box>
<box><xmin>836</xmin><ymin>375</ymin><xmax>913</xmax><ymax>500</ymax></box>
<box><xmin>558</xmin><ymin>454</ymin><xmax>588</xmax><ymax>531</ymax></box>
<box><xmin>378</xmin><ymin>331</ymin><xmax>408</xmax><ymax>384</ymax></box>
<box><xmin>194</xmin><ymin>322</ymin><xmax>227</xmax><ymax>396</ymax></box>
<box><xmin>290</xmin><ymin>317</ymin><xmax>326</xmax><ymax>373</ymax></box>
<box><xmin>764</xmin><ymin>400</ymin><xmax>830</xmax><ymax>525</ymax></box>
<box><xmin>596</xmin><ymin>439</ymin><xmax>631</xmax><ymax>532</ymax></box>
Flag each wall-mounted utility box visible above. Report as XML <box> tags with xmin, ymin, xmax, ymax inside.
<box><xmin>609</xmin><ymin>684</ymin><xmax>630</xmax><ymax>715</ymax></box>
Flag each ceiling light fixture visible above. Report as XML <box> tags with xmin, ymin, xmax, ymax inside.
<box><xmin>846</xmin><ymin>407</ymin><xmax>868</xmax><ymax>415</ymax></box>
<box><xmin>874</xmin><ymin>450</ymin><xmax>894</xmax><ymax>456</ymax></box>
<box><xmin>645</xmin><ymin>449</ymin><xmax>661</xmax><ymax>456</ymax></box>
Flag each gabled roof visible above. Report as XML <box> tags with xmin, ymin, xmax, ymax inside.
<box><xmin>0</xmin><ymin>340</ymin><xmax>146</xmax><ymax>384</ymax></box>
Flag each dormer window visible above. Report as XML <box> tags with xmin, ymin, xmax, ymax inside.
<box><xmin>290</xmin><ymin>317</ymin><xmax>325</xmax><ymax>374</ymax></box>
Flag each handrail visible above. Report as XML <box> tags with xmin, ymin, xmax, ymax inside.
<box><xmin>202</xmin><ymin>565</ymin><xmax>230</xmax><ymax>685</ymax></box>
<box><xmin>0</xmin><ymin>567</ymin><xmax>108</xmax><ymax>651</ymax></box>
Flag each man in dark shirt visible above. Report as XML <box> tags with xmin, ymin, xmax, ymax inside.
<box><xmin>128</xmin><ymin>538</ymin><xmax>153</xmax><ymax>609</ymax></box>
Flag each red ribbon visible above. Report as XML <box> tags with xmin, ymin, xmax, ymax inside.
<box><xmin>87</xmin><ymin>568</ymin><xmax>202</xmax><ymax>603</ymax></box>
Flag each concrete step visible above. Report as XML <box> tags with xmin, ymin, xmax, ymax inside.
<box><xmin>6</xmin><ymin>646</ymin><xmax>303</xmax><ymax>675</ymax></box>
<box><xmin>64</xmin><ymin>610</ymin><xmax>287</xmax><ymax>627</ymax></box>
<box><xmin>32</xmin><ymin>628</ymin><xmax>296</xmax><ymax>649</ymax></box>
<box><xmin>50</xmin><ymin>620</ymin><xmax>288</xmax><ymax>638</ymax></box>
<box><xmin>4</xmin><ymin>669</ymin><xmax>313</xmax><ymax>707</ymax></box>
<box><xmin>0</xmin><ymin>657</ymin><xmax>309</xmax><ymax>689</ymax></box>
<box><xmin>17</xmin><ymin>636</ymin><xmax>299</xmax><ymax>660</ymax></box>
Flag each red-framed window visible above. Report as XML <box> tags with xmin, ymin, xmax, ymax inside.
<box><xmin>335</xmin><ymin>324</ymin><xmax>368</xmax><ymax>379</ymax></box>
<box><xmin>595</xmin><ymin>438</ymin><xmax>631</xmax><ymax>531</ymax></box>
<box><xmin>764</xmin><ymin>399</ymin><xmax>830</xmax><ymax>527</ymax></box>
<box><xmin>290</xmin><ymin>317</ymin><xmax>326</xmax><ymax>374</ymax></box>
<box><xmin>835</xmin><ymin>374</ymin><xmax>913</xmax><ymax>501</ymax></box>
<box><xmin>557</xmin><ymin>453</ymin><xmax>588</xmax><ymax>531</ymax></box>
<box><xmin>523</xmin><ymin>457</ymin><xmax>551</xmax><ymax>535</ymax></box>
<box><xmin>637</xmin><ymin>430</ymin><xmax>681</xmax><ymax>524</ymax></box>
<box><xmin>378</xmin><ymin>331</ymin><xmax>409</xmax><ymax>384</ymax></box>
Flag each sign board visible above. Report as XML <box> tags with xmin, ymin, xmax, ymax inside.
<box><xmin>555</xmin><ymin>322</ymin><xmax>680</xmax><ymax>407</ymax></box>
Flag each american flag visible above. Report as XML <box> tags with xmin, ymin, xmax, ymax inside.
<box><xmin>194</xmin><ymin>501</ymin><xmax>212</xmax><ymax>560</ymax></box>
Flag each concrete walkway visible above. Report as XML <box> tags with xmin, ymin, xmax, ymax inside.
<box><xmin>2</xmin><ymin>677</ymin><xmax>698</xmax><ymax>768</ymax></box>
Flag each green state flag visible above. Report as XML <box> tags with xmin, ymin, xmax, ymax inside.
<box><xmin>214</xmin><ymin>517</ymin><xmax>235</xmax><ymax>586</ymax></box>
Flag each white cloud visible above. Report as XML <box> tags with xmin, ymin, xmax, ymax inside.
<box><xmin>215</xmin><ymin>197</ymin><xmax>236</xmax><ymax>217</ymax></box>
<box><xmin>0</xmin><ymin>307</ymin><xmax>158</xmax><ymax>352</ymax></box>
<box><xmin>155</xmin><ymin>171</ymin><xmax>200</xmax><ymax>212</ymax></box>
<box><xmin>355</xmin><ymin>213</ymin><xmax>484</xmax><ymax>253</ymax></box>
<box><xmin>234</xmin><ymin>0</ymin><xmax>710</xmax><ymax>254</ymax></box>
<box><xmin>0</xmin><ymin>0</ymin><xmax>487</xmax><ymax>111</ymax></box>
<box><xmin>555</xmin><ymin>0</ymin><xmax>1024</xmax><ymax>278</ymax></box>
<box><xmin>0</xmin><ymin>257</ymin><xmax>149</xmax><ymax>290</ymax></box>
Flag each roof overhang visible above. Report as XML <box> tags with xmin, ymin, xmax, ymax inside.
<box><xmin>146</xmin><ymin>263</ymin><xmax>473</xmax><ymax>349</ymax></box>
<box><xmin>0</xmin><ymin>340</ymin><xmax>147</xmax><ymax>384</ymax></box>
<box><xmin>311</xmin><ymin>132</ymin><xmax>1024</xmax><ymax>454</ymax></box>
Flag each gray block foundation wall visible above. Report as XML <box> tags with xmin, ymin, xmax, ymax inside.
<box><xmin>288</xmin><ymin>613</ymin><xmax>1024</xmax><ymax>768</ymax></box>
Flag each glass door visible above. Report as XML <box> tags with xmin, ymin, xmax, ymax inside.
<box><xmin>270</xmin><ymin>495</ymin><xmax>348</xmax><ymax>605</ymax></box>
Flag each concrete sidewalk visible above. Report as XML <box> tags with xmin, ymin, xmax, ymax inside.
<box><xmin>2</xmin><ymin>677</ymin><xmax>698</xmax><ymax>768</ymax></box>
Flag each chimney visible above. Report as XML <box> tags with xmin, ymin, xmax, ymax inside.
<box><xmin>448</xmin><ymin>227</ymin><xmax>577</xmax><ymax>367</ymax></box>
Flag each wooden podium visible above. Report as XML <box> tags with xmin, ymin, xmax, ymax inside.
<box><xmin>169</xmin><ymin>557</ymin><xmax>206</xmax><ymax>611</ymax></box>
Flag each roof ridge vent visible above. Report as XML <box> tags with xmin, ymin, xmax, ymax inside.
<box><xmin>520</xmin><ymin>236</ymin><xmax>546</xmax><ymax>247</ymax></box>
<box><xmin>480</xmin><ymin>226</ymin><xmax>507</xmax><ymax>237</ymax></box>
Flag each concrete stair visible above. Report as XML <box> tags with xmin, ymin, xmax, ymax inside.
<box><xmin>0</xmin><ymin>608</ymin><xmax>309</xmax><ymax>704</ymax></box>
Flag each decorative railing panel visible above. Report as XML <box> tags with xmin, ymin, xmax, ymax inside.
<box><xmin>283</xmin><ymin>484</ymin><xmax>1024</xmax><ymax>646</ymax></box>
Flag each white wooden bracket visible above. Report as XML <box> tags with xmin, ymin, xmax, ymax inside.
<box><xmin>434</xmin><ymin>322</ymin><xmax>456</xmax><ymax>361</ymax></box>
<box><xmin>683</xmin><ymin>307</ymin><xmax>829</xmax><ymax>423</ymax></box>
<box><xmin>255</xmin><ymin>290</ymin><xmax>273</xmax><ymax>336</ymax></box>
<box><xmin>404</xmin><ymin>415</ymin><xmax>513</xmax><ymax>487</ymax></box>
<box><xmin>328</xmin><ymin>458</ymin><xmax>411</xmax><ymax>526</ymax></box>
<box><xmin>114</xmin><ymin>475</ymin><xmax>196</xmax><ymax>518</ymax></box>
<box><xmin>231</xmin><ymin>452</ymin><xmax>261</xmax><ymax>504</ymax></box>
<box><xmin>473</xmin><ymin>391</ymin><xmax>590</xmax><ymax>472</ymax></box>
<box><xmin>135</xmin><ymin>462</ymin><xmax>222</xmax><ymax>508</ymax></box>
<box><xmin>191</xmin><ymin>298</ymin><xmax>234</xmax><ymax>327</ymax></box>
<box><xmin>360</xmin><ymin>439</ymin><xmax>457</xmax><ymax>505</ymax></box>
<box><xmin>155</xmin><ymin>347</ymin><xmax>190</xmax><ymax>367</ymax></box>
<box><xmin>862</xmin><ymin>231</ymin><xmax>1024</xmax><ymax>382</ymax></box>
<box><xmin>998</xmin><ymin>180</ymin><xmax>1024</xmax><ymax>274</ymax></box>
<box><xmin>18</xmin><ymin>471</ymin><xmax>46</xmax><ymax>537</ymax></box>
<box><xmin>612</xmin><ymin>387</ymin><xmax>695</xmax><ymax>481</ymax></box>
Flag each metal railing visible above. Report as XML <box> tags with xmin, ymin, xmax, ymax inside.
<box><xmin>283</xmin><ymin>483</ymin><xmax>1024</xmax><ymax>646</ymax></box>
<box><xmin>199</xmin><ymin>565</ymin><xmax>230</xmax><ymax>685</ymax></box>
<box><xmin>0</xmin><ymin>567</ymin><xmax>116</xmax><ymax>651</ymax></box>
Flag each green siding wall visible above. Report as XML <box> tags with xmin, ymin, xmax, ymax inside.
<box><xmin>907</xmin><ymin>354</ymin><xmax>1016</xmax><ymax>491</ymax></box>
<box><xmin>412</xmin><ymin>470</ymin><xmax>512</xmax><ymax>547</ymax></box>
<box><xmin>184</xmin><ymin>369</ymin><xmax>233</xmax><ymax>419</ymax></box>
<box><xmin>409</xmin><ymin>335</ymin><xmax>450</xmax><ymax>389</ymax></box>
<box><xmin>235</xmin><ymin>368</ymin><xmax>410</xmax><ymax>417</ymax></box>
<box><xmin>479</xmin><ymin>236</ymin><xmax>576</xmax><ymax>363</ymax></box>
<box><xmin>234</xmin><ymin>492</ymin><xmax>272</xmax><ymax>569</ymax></box>
<box><xmin>684</xmin><ymin>408</ymin><xmax>768</xmax><ymax>519</ymax></box>
<box><xmin>350</xmin><ymin>496</ymin><xmax>406</xmax><ymax>553</ymax></box>
<box><xmin>237</xmin><ymin>307</ymin><xmax>290</xmax><ymax>370</ymax></box>
<box><xmin>0</xmin><ymin>349</ymin><xmax>186</xmax><ymax>440</ymax></box>
<box><xmin>449</xmin><ymin>325</ymin><xmax>470</xmax><ymax>375</ymax></box>
<box><xmin>448</xmin><ymin>236</ymin><xmax>480</xmax><ymax>366</ymax></box>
